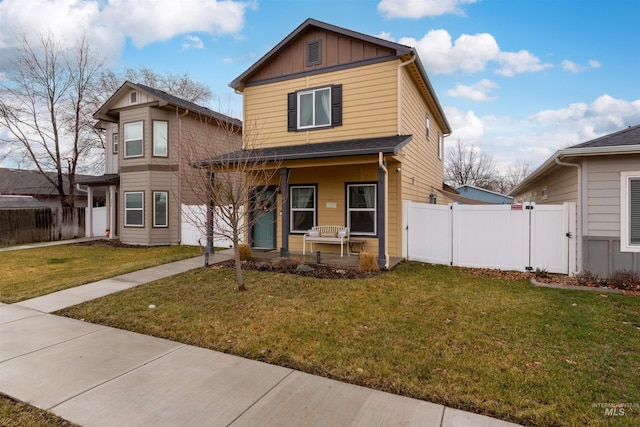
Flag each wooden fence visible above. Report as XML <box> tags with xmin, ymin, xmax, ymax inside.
<box><xmin>0</xmin><ymin>208</ymin><xmax>53</xmax><ymax>245</ymax></box>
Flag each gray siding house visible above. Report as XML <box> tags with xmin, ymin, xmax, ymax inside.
<box><xmin>81</xmin><ymin>82</ymin><xmax>242</xmax><ymax>246</ymax></box>
<box><xmin>510</xmin><ymin>124</ymin><xmax>640</xmax><ymax>277</ymax></box>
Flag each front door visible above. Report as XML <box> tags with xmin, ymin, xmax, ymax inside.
<box><xmin>251</xmin><ymin>187</ymin><xmax>276</xmax><ymax>249</ymax></box>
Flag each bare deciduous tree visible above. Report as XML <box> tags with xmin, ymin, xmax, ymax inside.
<box><xmin>180</xmin><ymin>115</ymin><xmax>281</xmax><ymax>291</ymax></box>
<box><xmin>0</xmin><ymin>33</ymin><xmax>104</xmax><ymax>207</ymax></box>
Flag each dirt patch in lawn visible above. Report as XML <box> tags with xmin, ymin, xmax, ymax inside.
<box><xmin>213</xmin><ymin>258</ymin><xmax>380</xmax><ymax>280</ymax></box>
<box><xmin>71</xmin><ymin>239</ymin><xmax>148</xmax><ymax>249</ymax></box>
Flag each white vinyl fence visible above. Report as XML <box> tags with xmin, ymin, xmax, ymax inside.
<box><xmin>402</xmin><ymin>201</ymin><xmax>576</xmax><ymax>274</ymax></box>
<box><xmin>181</xmin><ymin>204</ymin><xmax>244</xmax><ymax>248</ymax></box>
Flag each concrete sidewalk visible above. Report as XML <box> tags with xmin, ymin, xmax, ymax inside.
<box><xmin>0</xmin><ymin>252</ymin><xmax>521</xmax><ymax>426</ymax></box>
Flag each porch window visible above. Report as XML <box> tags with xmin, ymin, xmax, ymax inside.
<box><xmin>347</xmin><ymin>183</ymin><xmax>376</xmax><ymax>235</ymax></box>
<box><xmin>153</xmin><ymin>121</ymin><xmax>168</xmax><ymax>157</ymax></box>
<box><xmin>124</xmin><ymin>121</ymin><xmax>143</xmax><ymax>158</ymax></box>
<box><xmin>621</xmin><ymin>172</ymin><xmax>640</xmax><ymax>252</ymax></box>
<box><xmin>290</xmin><ymin>185</ymin><xmax>316</xmax><ymax>232</ymax></box>
<box><xmin>153</xmin><ymin>191</ymin><xmax>168</xmax><ymax>227</ymax></box>
<box><xmin>124</xmin><ymin>191</ymin><xmax>144</xmax><ymax>227</ymax></box>
<box><xmin>287</xmin><ymin>85</ymin><xmax>342</xmax><ymax>131</ymax></box>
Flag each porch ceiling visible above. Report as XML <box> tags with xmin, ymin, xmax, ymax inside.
<box><xmin>199</xmin><ymin>135</ymin><xmax>412</xmax><ymax>167</ymax></box>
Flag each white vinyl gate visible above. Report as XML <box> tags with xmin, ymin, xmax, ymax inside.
<box><xmin>402</xmin><ymin>201</ymin><xmax>576</xmax><ymax>274</ymax></box>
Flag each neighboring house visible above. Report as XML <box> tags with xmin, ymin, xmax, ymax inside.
<box><xmin>82</xmin><ymin>81</ymin><xmax>242</xmax><ymax>246</ymax></box>
<box><xmin>455</xmin><ymin>185</ymin><xmax>513</xmax><ymax>204</ymax></box>
<box><xmin>0</xmin><ymin>195</ymin><xmax>49</xmax><ymax>210</ymax></box>
<box><xmin>212</xmin><ymin>18</ymin><xmax>451</xmax><ymax>267</ymax></box>
<box><xmin>0</xmin><ymin>167</ymin><xmax>102</xmax><ymax>210</ymax></box>
<box><xmin>510</xmin><ymin>124</ymin><xmax>640</xmax><ymax>277</ymax></box>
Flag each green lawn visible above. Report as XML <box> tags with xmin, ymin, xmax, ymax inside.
<box><xmin>0</xmin><ymin>244</ymin><xmax>201</xmax><ymax>303</ymax></box>
<box><xmin>57</xmin><ymin>262</ymin><xmax>640</xmax><ymax>426</ymax></box>
<box><xmin>0</xmin><ymin>394</ymin><xmax>76</xmax><ymax>427</ymax></box>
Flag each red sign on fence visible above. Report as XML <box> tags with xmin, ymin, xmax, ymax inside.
<box><xmin>511</xmin><ymin>204</ymin><xmax>522</xmax><ymax>210</ymax></box>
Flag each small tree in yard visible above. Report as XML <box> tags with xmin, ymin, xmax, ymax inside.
<box><xmin>180</xmin><ymin>115</ymin><xmax>282</xmax><ymax>291</ymax></box>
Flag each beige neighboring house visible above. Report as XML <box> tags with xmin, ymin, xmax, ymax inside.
<box><xmin>208</xmin><ymin>18</ymin><xmax>451</xmax><ymax>268</ymax></box>
<box><xmin>510</xmin><ymin>124</ymin><xmax>640</xmax><ymax>277</ymax></box>
<box><xmin>80</xmin><ymin>81</ymin><xmax>242</xmax><ymax>246</ymax></box>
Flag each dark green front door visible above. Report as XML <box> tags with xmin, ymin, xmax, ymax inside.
<box><xmin>252</xmin><ymin>188</ymin><xmax>276</xmax><ymax>249</ymax></box>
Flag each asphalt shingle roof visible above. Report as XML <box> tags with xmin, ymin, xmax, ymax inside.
<box><xmin>0</xmin><ymin>195</ymin><xmax>48</xmax><ymax>210</ymax></box>
<box><xmin>569</xmin><ymin>124</ymin><xmax>640</xmax><ymax>149</ymax></box>
<box><xmin>200</xmin><ymin>135</ymin><xmax>413</xmax><ymax>166</ymax></box>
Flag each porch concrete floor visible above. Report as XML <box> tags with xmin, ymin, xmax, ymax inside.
<box><xmin>251</xmin><ymin>249</ymin><xmax>404</xmax><ymax>270</ymax></box>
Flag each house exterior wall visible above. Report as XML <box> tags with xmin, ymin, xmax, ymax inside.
<box><xmin>243</xmin><ymin>60</ymin><xmax>398</xmax><ymax>149</ymax></box>
<box><xmin>399</xmin><ymin>66</ymin><xmax>445</xmax><ymax>205</ymax></box>
<box><xmin>104</xmin><ymin>122</ymin><xmax>119</xmax><ymax>175</ymax></box>
<box><xmin>512</xmin><ymin>164</ymin><xmax>578</xmax><ymax>205</ymax></box>
<box><xmin>582</xmin><ymin>154</ymin><xmax>640</xmax><ymax>277</ymax></box>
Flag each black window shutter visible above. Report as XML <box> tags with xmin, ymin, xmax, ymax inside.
<box><xmin>331</xmin><ymin>84</ymin><xmax>342</xmax><ymax>127</ymax></box>
<box><xmin>287</xmin><ymin>92</ymin><xmax>297</xmax><ymax>132</ymax></box>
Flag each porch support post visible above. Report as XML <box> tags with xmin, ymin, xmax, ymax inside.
<box><xmin>377</xmin><ymin>160</ymin><xmax>386</xmax><ymax>268</ymax></box>
<box><xmin>86</xmin><ymin>186</ymin><xmax>93</xmax><ymax>237</ymax></box>
<box><xmin>280</xmin><ymin>167</ymin><xmax>290</xmax><ymax>257</ymax></box>
<box><xmin>108</xmin><ymin>185</ymin><xmax>116</xmax><ymax>239</ymax></box>
<box><xmin>205</xmin><ymin>172</ymin><xmax>215</xmax><ymax>267</ymax></box>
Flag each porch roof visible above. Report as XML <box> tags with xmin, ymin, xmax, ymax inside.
<box><xmin>199</xmin><ymin>135</ymin><xmax>412</xmax><ymax>166</ymax></box>
<box><xmin>76</xmin><ymin>174</ymin><xmax>120</xmax><ymax>186</ymax></box>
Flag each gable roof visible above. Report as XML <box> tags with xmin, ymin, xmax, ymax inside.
<box><xmin>0</xmin><ymin>168</ymin><xmax>98</xmax><ymax>197</ymax></box>
<box><xmin>0</xmin><ymin>195</ymin><xmax>49</xmax><ymax>210</ymax></box>
<box><xmin>509</xmin><ymin>124</ymin><xmax>640</xmax><ymax>196</ymax></box>
<box><xmin>94</xmin><ymin>81</ymin><xmax>242</xmax><ymax>128</ymax></box>
<box><xmin>198</xmin><ymin>135</ymin><xmax>412</xmax><ymax>166</ymax></box>
<box><xmin>230</xmin><ymin>18</ymin><xmax>450</xmax><ymax>135</ymax></box>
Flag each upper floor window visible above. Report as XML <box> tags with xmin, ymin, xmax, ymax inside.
<box><xmin>290</xmin><ymin>185</ymin><xmax>316</xmax><ymax>233</ymax></box>
<box><xmin>153</xmin><ymin>121</ymin><xmax>168</xmax><ymax>157</ymax></box>
<box><xmin>347</xmin><ymin>183</ymin><xmax>377</xmax><ymax>235</ymax></box>
<box><xmin>124</xmin><ymin>121</ymin><xmax>143</xmax><ymax>158</ymax></box>
<box><xmin>288</xmin><ymin>85</ymin><xmax>342</xmax><ymax>132</ymax></box>
<box><xmin>620</xmin><ymin>172</ymin><xmax>640</xmax><ymax>252</ymax></box>
<box><xmin>112</xmin><ymin>133</ymin><xmax>118</xmax><ymax>154</ymax></box>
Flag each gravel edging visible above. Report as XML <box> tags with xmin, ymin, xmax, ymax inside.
<box><xmin>530</xmin><ymin>278</ymin><xmax>628</xmax><ymax>294</ymax></box>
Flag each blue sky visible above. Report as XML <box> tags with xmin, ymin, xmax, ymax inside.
<box><xmin>1</xmin><ymin>0</ymin><xmax>640</xmax><ymax>171</ymax></box>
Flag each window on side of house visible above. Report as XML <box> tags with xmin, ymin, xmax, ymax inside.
<box><xmin>124</xmin><ymin>191</ymin><xmax>144</xmax><ymax>227</ymax></box>
<box><xmin>347</xmin><ymin>183</ymin><xmax>377</xmax><ymax>235</ymax></box>
<box><xmin>287</xmin><ymin>85</ymin><xmax>342</xmax><ymax>131</ymax></box>
<box><xmin>153</xmin><ymin>191</ymin><xmax>168</xmax><ymax>227</ymax></box>
<box><xmin>438</xmin><ymin>132</ymin><xmax>443</xmax><ymax>160</ymax></box>
<box><xmin>541</xmin><ymin>186</ymin><xmax>548</xmax><ymax>200</ymax></box>
<box><xmin>426</xmin><ymin>114</ymin><xmax>430</xmax><ymax>140</ymax></box>
<box><xmin>620</xmin><ymin>172</ymin><xmax>640</xmax><ymax>252</ymax></box>
<box><xmin>290</xmin><ymin>185</ymin><xmax>316</xmax><ymax>233</ymax></box>
<box><xmin>113</xmin><ymin>133</ymin><xmax>118</xmax><ymax>154</ymax></box>
<box><xmin>124</xmin><ymin>121</ymin><xmax>143</xmax><ymax>158</ymax></box>
<box><xmin>153</xmin><ymin>121</ymin><xmax>168</xmax><ymax>157</ymax></box>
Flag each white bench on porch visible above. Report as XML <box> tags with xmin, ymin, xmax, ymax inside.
<box><xmin>303</xmin><ymin>225</ymin><xmax>350</xmax><ymax>257</ymax></box>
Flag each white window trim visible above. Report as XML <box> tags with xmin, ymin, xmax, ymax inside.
<box><xmin>290</xmin><ymin>185</ymin><xmax>316</xmax><ymax>233</ymax></box>
<box><xmin>124</xmin><ymin>191</ymin><xmax>144</xmax><ymax>227</ymax></box>
<box><xmin>297</xmin><ymin>87</ymin><xmax>331</xmax><ymax>130</ymax></box>
<box><xmin>153</xmin><ymin>121</ymin><xmax>168</xmax><ymax>157</ymax></box>
<box><xmin>124</xmin><ymin>121</ymin><xmax>144</xmax><ymax>158</ymax></box>
<box><xmin>438</xmin><ymin>133</ymin><xmax>443</xmax><ymax>160</ymax></box>
<box><xmin>153</xmin><ymin>191</ymin><xmax>168</xmax><ymax>228</ymax></box>
<box><xmin>620</xmin><ymin>172</ymin><xmax>640</xmax><ymax>252</ymax></box>
<box><xmin>347</xmin><ymin>183</ymin><xmax>377</xmax><ymax>236</ymax></box>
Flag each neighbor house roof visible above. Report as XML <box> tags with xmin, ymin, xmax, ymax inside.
<box><xmin>93</xmin><ymin>81</ymin><xmax>242</xmax><ymax>128</ymax></box>
<box><xmin>509</xmin><ymin>124</ymin><xmax>640</xmax><ymax>196</ymax></box>
<box><xmin>198</xmin><ymin>135</ymin><xmax>413</xmax><ymax>166</ymax></box>
<box><xmin>0</xmin><ymin>168</ymin><xmax>100</xmax><ymax>197</ymax></box>
<box><xmin>229</xmin><ymin>18</ymin><xmax>451</xmax><ymax>135</ymax></box>
<box><xmin>0</xmin><ymin>195</ymin><xmax>49</xmax><ymax>210</ymax></box>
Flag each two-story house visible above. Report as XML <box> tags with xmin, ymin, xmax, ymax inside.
<box><xmin>80</xmin><ymin>81</ymin><xmax>242</xmax><ymax>246</ymax></box>
<box><xmin>205</xmin><ymin>19</ymin><xmax>451</xmax><ymax>268</ymax></box>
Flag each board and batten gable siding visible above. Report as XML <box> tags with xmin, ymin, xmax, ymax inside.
<box><xmin>585</xmin><ymin>154</ymin><xmax>640</xmax><ymax>237</ymax></box>
<box><xmin>243</xmin><ymin>60</ymin><xmax>398</xmax><ymax>149</ymax></box>
<box><xmin>398</xmin><ymin>66</ymin><xmax>445</xmax><ymax>205</ymax></box>
<box><xmin>246</xmin><ymin>29</ymin><xmax>396</xmax><ymax>84</ymax></box>
<box><xmin>109</xmin><ymin>89</ymin><xmax>157</xmax><ymax>110</ymax></box>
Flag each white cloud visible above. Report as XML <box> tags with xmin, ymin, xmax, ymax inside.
<box><xmin>182</xmin><ymin>35</ymin><xmax>204</xmax><ymax>50</ymax></box>
<box><xmin>561</xmin><ymin>60</ymin><xmax>583</xmax><ymax>73</ymax></box>
<box><xmin>0</xmin><ymin>0</ymin><xmax>250</xmax><ymax>64</ymax></box>
<box><xmin>399</xmin><ymin>30</ymin><xmax>499</xmax><ymax>74</ymax></box>
<box><xmin>495</xmin><ymin>50</ymin><xmax>552</xmax><ymax>77</ymax></box>
<box><xmin>376</xmin><ymin>31</ymin><xmax>395</xmax><ymax>41</ymax></box>
<box><xmin>443</xmin><ymin>106</ymin><xmax>484</xmax><ymax>140</ymax></box>
<box><xmin>378</xmin><ymin>0</ymin><xmax>477</xmax><ymax>18</ymax></box>
<box><xmin>448</xmin><ymin>79</ymin><xmax>499</xmax><ymax>101</ymax></box>
<box><xmin>589</xmin><ymin>59</ymin><xmax>602</xmax><ymax>68</ymax></box>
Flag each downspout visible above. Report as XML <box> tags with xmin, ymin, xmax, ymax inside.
<box><xmin>397</xmin><ymin>52</ymin><xmax>416</xmax><ymax>136</ymax></box>
<box><xmin>555</xmin><ymin>157</ymin><xmax>582</xmax><ymax>273</ymax></box>
<box><xmin>379</xmin><ymin>152</ymin><xmax>389</xmax><ymax>269</ymax></box>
